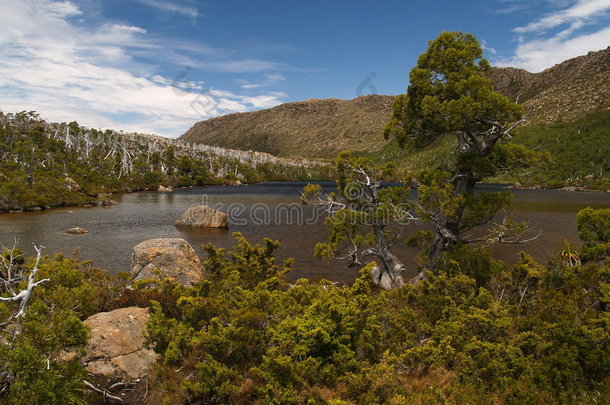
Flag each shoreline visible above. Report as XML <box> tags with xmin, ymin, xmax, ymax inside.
<box><xmin>2</xmin><ymin>180</ymin><xmax>609</xmax><ymax>214</ymax></box>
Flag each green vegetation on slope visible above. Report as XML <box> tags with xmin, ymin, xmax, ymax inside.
<box><xmin>492</xmin><ymin>109</ymin><xmax>610</xmax><ymax>189</ymax></box>
<box><xmin>360</xmin><ymin>110</ymin><xmax>610</xmax><ymax>190</ymax></box>
<box><xmin>179</xmin><ymin>48</ymin><xmax>609</xmax><ymax>190</ymax></box>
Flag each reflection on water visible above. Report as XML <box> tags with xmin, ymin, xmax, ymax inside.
<box><xmin>0</xmin><ymin>182</ymin><xmax>608</xmax><ymax>283</ymax></box>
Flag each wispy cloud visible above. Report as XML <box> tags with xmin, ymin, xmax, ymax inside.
<box><xmin>492</xmin><ymin>0</ymin><xmax>530</xmax><ymax>15</ymax></box>
<box><xmin>238</xmin><ymin>73</ymin><xmax>286</xmax><ymax>89</ymax></box>
<box><xmin>130</xmin><ymin>0</ymin><xmax>199</xmax><ymax>19</ymax></box>
<box><xmin>495</xmin><ymin>0</ymin><xmax>610</xmax><ymax>72</ymax></box>
<box><xmin>0</xmin><ymin>0</ymin><xmax>286</xmax><ymax>137</ymax></box>
<box><xmin>480</xmin><ymin>39</ymin><xmax>497</xmax><ymax>55</ymax></box>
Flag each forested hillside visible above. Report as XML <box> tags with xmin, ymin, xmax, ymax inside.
<box><xmin>0</xmin><ymin>111</ymin><xmax>330</xmax><ymax>212</ymax></box>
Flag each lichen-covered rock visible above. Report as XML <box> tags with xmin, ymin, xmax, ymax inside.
<box><xmin>82</xmin><ymin>307</ymin><xmax>158</xmax><ymax>380</ymax></box>
<box><xmin>131</xmin><ymin>238</ymin><xmax>204</xmax><ymax>285</ymax></box>
<box><xmin>64</xmin><ymin>177</ymin><xmax>81</xmax><ymax>191</ymax></box>
<box><xmin>174</xmin><ymin>204</ymin><xmax>229</xmax><ymax>228</ymax></box>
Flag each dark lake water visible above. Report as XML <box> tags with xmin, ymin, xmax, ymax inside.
<box><xmin>1</xmin><ymin>182</ymin><xmax>609</xmax><ymax>282</ymax></box>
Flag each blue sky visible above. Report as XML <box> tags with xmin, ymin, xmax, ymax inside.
<box><xmin>0</xmin><ymin>0</ymin><xmax>608</xmax><ymax>137</ymax></box>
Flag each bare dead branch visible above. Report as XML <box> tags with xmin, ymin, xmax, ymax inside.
<box><xmin>83</xmin><ymin>380</ymin><xmax>124</xmax><ymax>403</ymax></box>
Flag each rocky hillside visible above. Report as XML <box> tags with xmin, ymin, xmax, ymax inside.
<box><xmin>180</xmin><ymin>48</ymin><xmax>609</xmax><ymax>159</ymax></box>
<box><xmin>489</xmin><ymin>46</ymin><xmax>610</xmax><ymax>124</ymax></box>
<box><xmin>181</xmin><ymin>95</ymin><xmax>395</xmax><ymax>158</ymax></box>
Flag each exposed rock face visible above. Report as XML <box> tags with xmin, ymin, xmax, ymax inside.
<box><xmin>489</xmin><ymin>47</ymin><xmax>610</xmax><ymax>124</ymax></box>
<box><xmin>131</xmin><ymin>238</ymin><xmax>204</xmax><ymax>285</ymax></box>
<box><xmin>66</xmin><ymin>227</ymin><xmax>88</xmax><ymax>234</ymax></box>
<box><xmin>158</xmin><ymin>185</ymin><xmax>173</xmax><ymax>192</ymax></box>
<box><xmin>175</xmin><ymin>204</ymin><xmax>229</xmax><ymax>228</ymax></box>
<box><xmin>82</xmin><ymin>307</ymin><xmax>157</xmax><ymax>379</ymax></box>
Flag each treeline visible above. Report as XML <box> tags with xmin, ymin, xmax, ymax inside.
<box><xmin>0</xmin><ymin>111</ymin><xmax>331</xmax><ymax>212</ymax></box>
<box><xmin>0</xmin><ymin>207</ymin><xmax>608</xmax><ymax>404</ymax></box>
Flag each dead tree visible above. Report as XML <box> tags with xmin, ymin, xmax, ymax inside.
<box><xmin>0</xmin><ymin>243</ymin><xmax>49</xmax><ymax>341</ymax></box>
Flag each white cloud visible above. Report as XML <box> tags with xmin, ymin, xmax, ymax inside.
<box><xmin>0</xmin><ymin>0</ymin><xmax>285</xmax><ymax>137</ymax></box>
<box><xmin>514</xmin><ymin>0</ymin><xmax>610</xmax><ymax>33</ymax></box>
<box><xmin>496</xmin><ymin>26</ymin><xmax>610</xmax><ymax>72</ymax></box>
<box><xmin>495</xmin><ymin>0</ymin><xmax>610</xmax><ymax>72</ymax></box>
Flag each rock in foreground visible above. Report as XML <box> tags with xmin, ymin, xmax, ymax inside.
<box><xmin>131</xmin><ymin>238</ymin><xmax>204</xmax><ymax>285</ymax></box>
<box><xmin>82</xmin><ymin>307</ymin><xmax>157</xmax><ymax>380</ymax></box>
<box><xmin>174</xmin><ymin>204</ymin><xmax>229</xmax><ymax>228</ymax></box>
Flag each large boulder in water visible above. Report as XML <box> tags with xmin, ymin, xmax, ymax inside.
<box><xmin>131</xmin><ymin>238</ymin><xmax>204</xmax><ymax>285</ymax></box>
<box><xmin>174</xmin><ymin>204</ymin><xmax>229</xmax><ymax>228</ymax></box>
<box><xmin>81</xmin><ymin>307</ymin><xmax>158</xmax><ymax>380</ymax></box>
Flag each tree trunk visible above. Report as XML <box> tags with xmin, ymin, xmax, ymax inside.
<box><xmin>422</xmin><ymin>167</ymin><xmax>476</xmax><ymax>276</ymax></box>
<box><xmin>370</xmin><ymin>224</ymin><xmax>405</xmax><ymax>289</ymax></box>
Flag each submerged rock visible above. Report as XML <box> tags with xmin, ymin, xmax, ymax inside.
<box><xmin>82</xmin><ymin>307</ymin><xmax>158</xmax><ymax>379</ymax></box>
<box><xmin>131</xmin><ymin>238</ymin><xmax>204</xmax><ymax>285</ymax></box>
<box><xmin>66</xmin><ymin>227</ymin><xmax>89</xmax><ymax>234</ymax></box>
<box><xmin>175</xmin><ymin>204</ymin><xmax>229</xmax><ymax>228</ymax></box>
<box><xmin>97</xmin><ymin>199</ymin><xmax>119</xmax><ymax>206</ymax></box>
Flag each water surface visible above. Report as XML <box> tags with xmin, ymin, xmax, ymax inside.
<box><xmin>1</xmin><ymin>182</ymin><xmax>608</xmax><ymax>282</ymax></box>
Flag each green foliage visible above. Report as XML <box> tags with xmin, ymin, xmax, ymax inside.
<box><xmin>142</xmin><ymin>227</ymin><xmax>610</xmax><ymax>404</ymax></box>
<box><xmin>0</xmin><ymin>254</ymin><xmax>106</xmax><ymax>404</ymax></box>
<box><xmin>3</xmin><ymin>209</ymin><xmax>610</xmax><ymax>403</ymax></box>
<box><xmin>0</xmin><ymin>248</ymin><xmax>140</xmax><ymax>404</ymax></box>
<box><xmin>380</xmin><ymin>32</ymin><xmax>530</xmax><ymax>270</ymax></box>
<box><xmin>577</xmin><ymin>207</ymin><xmax>610</xmax><ymax>262</ymax></box>
<box><xmin>494</xmin><ymin>109</ymin><xmax>610</xmax><ymax>189</ymax></box>
<box><xmin>439</xmin><ymin>244</ymin><xmax>507</xmax><ymax>288</ymax></box>
<box><xmin>384</xmin><ymin>31</ymin><xmax>521</xmax><ymax>149</ymax></box>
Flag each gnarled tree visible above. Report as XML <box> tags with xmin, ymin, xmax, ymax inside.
<box><xmin>303</xmin><ymin>153</ymin><xmax>415</xmax><ymax>289</ymax></box>
<box><xmin>384</xmin><ymin>31</ymin><xmax>527</xmax><ymax>273</ymax></box>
